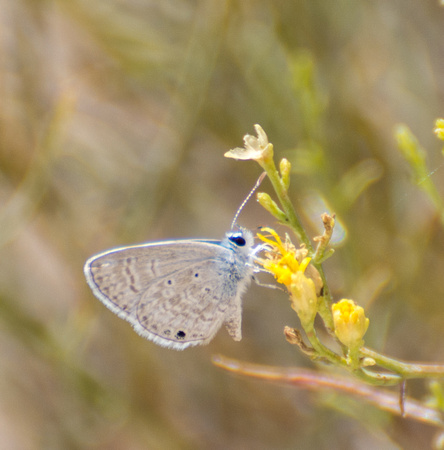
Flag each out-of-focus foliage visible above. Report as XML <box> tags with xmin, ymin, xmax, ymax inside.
<box><xmin>1</xmin><ymin>0</ymin><xmax>444</xmax><ymax>448</ymax></box>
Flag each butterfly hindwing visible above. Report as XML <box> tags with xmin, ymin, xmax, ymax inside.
<box><xmin>135</xmin><ymin>260</ymin><xmax>235</xmax><ymax>349</ymax></box>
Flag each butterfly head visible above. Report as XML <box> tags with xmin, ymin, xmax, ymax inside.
<box><xmin>225</xmin><ymin>228</ymin><xmax>255</xmax><ymax>255</ymax></box>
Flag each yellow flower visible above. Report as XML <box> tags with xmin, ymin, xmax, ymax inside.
<box><xmin>332</xmin><ymin>299</ymin><xmax>369</xmax><ymax>350</ymax></box>
<box><xmin>257</xmin><ymin>228</ymin><xmax>320</xmax><ymax>325</ymax></box>
<box><xmin>434</xmin><ymin>118</ymin><xmax>444</xmax><ymax>141</ymax></box>
<box><xmin>224</xmin><ymin>124</ymin><xmax>273</xmax><ymax>162</ymax></box>
<box><xmin>257</xmin><ymin>228</ymin><xmax>309</xmax><ymax>284</ymax></box>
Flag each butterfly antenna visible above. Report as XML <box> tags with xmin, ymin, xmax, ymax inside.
<box><xmin>231</xmin><ymin>172</ymin><xmax>267</xmax><ymax>229</ymax></box>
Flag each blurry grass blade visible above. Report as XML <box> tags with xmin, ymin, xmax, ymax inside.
<box><xmin>395</xmin><ymin>124</ymin><xmax>444</xmax><ymax>226</ymax></box>
<box><xmin>0</xmin><ymin>292</ymin><xmax>51</xmax><ymax>348</ymax></box>
<box><xmin>0</xmin><ymin>91</ymin><xmax>75</xmax><ymax>247</ymax></box>
<box><xmin>395</xmin><ymin>124</ymin><xmax>427</xmax><ymax>171</ymax></box>
<box><xmin>289</xmin><ymin>50</ymin><xmax>327</xmax><ymax>138</ymax></box>
<box><xmin>0</xmin><ymin>291</ymin><xmax>118</xmax><ymax>415</ymax></box>
<box><xmin>284</xmin><ymin>141</ymin><xmax>325</xmax><ymax>175</ymax></box>
<box><xmin>333</xmin><ymin>158</ymin><xmax>383</xmax><ymax>209</ymax></box>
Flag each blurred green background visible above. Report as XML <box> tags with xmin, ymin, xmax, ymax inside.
<box><xmin>1</xmin><ymin>0</ymin><xmax>444</xmax><ymax>448</ymax></box>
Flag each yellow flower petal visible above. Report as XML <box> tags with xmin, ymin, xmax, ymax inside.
<box><xmin>256</xmin><ymin>227</ymin><xmax>322</xmax><ymax>326</ymax></box>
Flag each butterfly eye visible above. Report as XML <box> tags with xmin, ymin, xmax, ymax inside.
<box><xmin>229</xmin><ymin>234</ymin><xmax>246</xmax><ymax>247</ymax></box>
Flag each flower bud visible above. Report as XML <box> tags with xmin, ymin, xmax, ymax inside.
<box><xmin>289</xmin><ymin>271</ymin><xmax>318</xmax><ymax>326</ymax></box>
<box><xmin>279</xmin><ymin>158</ymin><xmax>292</xmax><ymax>190</ymax></box>
<box><xmin>332</xmin><ymin>299</ymin><xmax>369</xmax><ymax>350</ymax></box>
<box><xmin>257</xmin><ymin>192</ymin><xmax>286</xmax><ymax>222</ymax></box>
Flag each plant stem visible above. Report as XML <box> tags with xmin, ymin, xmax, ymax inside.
<box><xmin>361</xmin><ymin>347</ymin><xmax>444</xmax><ymax>379</ymax></box>
<box><xmin>259</xmin><ymin>158</ymin><xmax>313</xmax><ymax>252</ymax></box>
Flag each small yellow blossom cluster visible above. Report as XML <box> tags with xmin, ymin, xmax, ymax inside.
<box><xmin>434</xmin><ymin>118</ymin><xmax>444</xmax><ymax>141</ymax></box>
<box><xmin>257</xmin><ymin>228</ymin><xmax>321</xmax><ymax>326</ymax></box>
<box><xmin>257</xmin><ymin>228</ymin><xmax>370</xmax><ymax>355</ymax></box>
<box><xmin>332</xmin><ymin>299</ymin><xmax>369</xmax><ymax>352</ymax></box>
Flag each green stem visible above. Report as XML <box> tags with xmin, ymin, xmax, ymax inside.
<box><xmin>303</xmin><ymin>322</ymin><xmax>342</xmax><ymax>364</ymax></box>
<box><xmin>361</xmin><ymin>347</ymin><xmax>444</xmax><ymax>379</ymax></box>
<box><xmin>303</xmin><ymin>324</ymin><xmax>400</xmax><ymax>385</ymax></box>
<box><xmin>354</xmin><ymin>368</ymin><xmax>401</xmax><ymax>386</ymax></box>
<box><xmin>259</xmin><ymin>158</ymin><xmax>313</xmax><ymax>252</ymax></box>
<box><xmin>316</xmin><ymin>295</ymin><xmax>335</xmax><ymax>331</ymax></box>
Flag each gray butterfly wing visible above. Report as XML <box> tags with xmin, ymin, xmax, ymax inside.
<box><xmin>135</xmin><ymin>259</ymin><xmax>240</xmax><ymax>349</ymax></box>
<box><xmin>84</xmin><ymin>240</ymin><xmax>243</xmax><ymax>350</ymax></box>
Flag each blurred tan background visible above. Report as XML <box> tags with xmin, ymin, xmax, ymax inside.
<box><xmin>1</xmin><ymin>1</ymin><xmax>444</xmax><ymax>449</ymax></box>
